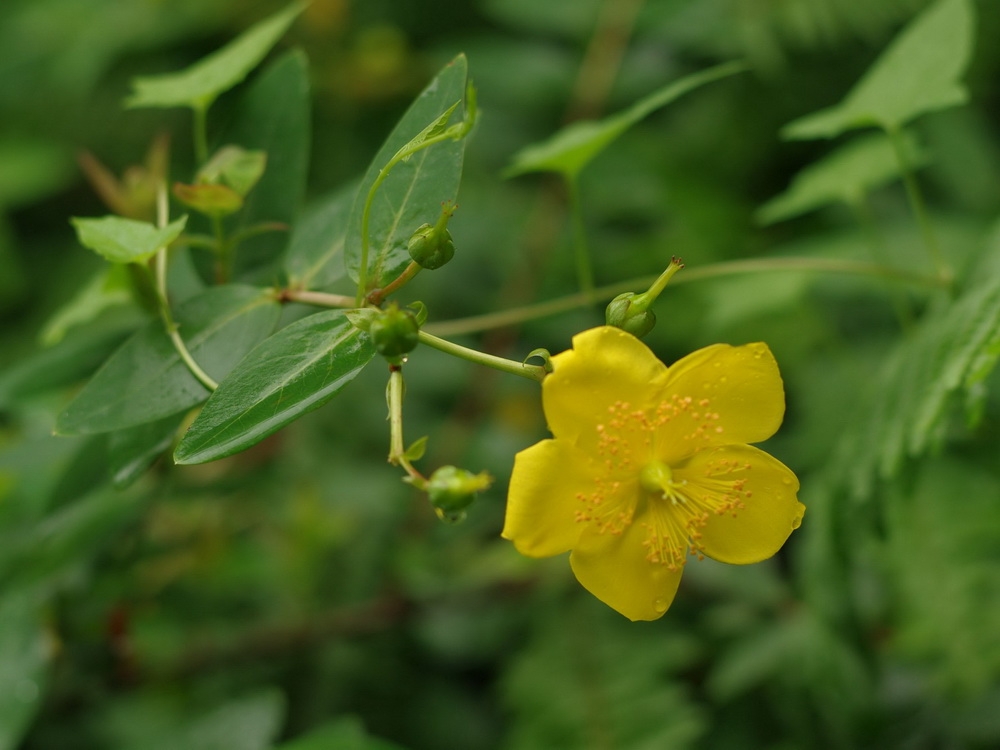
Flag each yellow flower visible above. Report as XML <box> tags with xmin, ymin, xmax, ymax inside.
<box><xmin>503</xmin><ymin>326</ymin><xmax>804</xmax><ymax>621</ymax></box>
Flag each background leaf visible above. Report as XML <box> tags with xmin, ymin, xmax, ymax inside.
<box><xmin>344</xmin><ymin>55</ymin><xmax>470</xmax><ymax>288</ymax></box>
<box><xmin>502</xmin><ymin>602</ymin><xmax>705</xmax><ymax>749</ymax></box>
<box><xmin>756</xmin><ymin>131</ymin><xmax>925</xmax><ymax>225</ymax></box>
<box><xmin>276</xmin><ymin>717</ymin><xmax>408</xmax><ymax>750</ymax></box>
<box><xmin>174</xmin><ymin>311</ymin><xmax>375</xmax><ymax>465</ymax></box>
<box><xmin>505</xmin><ymin>61</ymin><xmax>745</xmax><ymax>179</ymax></box>
<box><xmin>56</xmin><ymin>285</ymin><xmax>280</xmax><ymax>435</ymax></box>
<box><xmin>0</xmin><ymin>591</ymin><xmax>50</xmax><ymax>750</ymax></box>
<box><xmin>71</xmin><ymin>215</ymin><xmax>187</xmax><ymax>265</ymax></box>
<box><xmin>222</xmin><ymin>48</ymin><xmax>311</xmax><ymax>280</ymax></box>
<box><xmin>783</xmin><ymin>0</ymin><xmax>974</xmax><ymax>139</ymax></box>
<box><xmin>283</xmin><ymin>182</ymin><xmax>355</xmax><ymax>289</ymax></box>
<box><xmin>125</xmin><ymin>2</ymin><xmax>305</xmax><ymax>110</ymax></box>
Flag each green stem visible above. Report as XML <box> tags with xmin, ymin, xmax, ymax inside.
<box><xmin>566</xmin><ymin>177</ymin><xmax>595</xmax><ymax>300</ymax></box>
<box><xmin>425</xmin><ymin>256</ymin><xmax>948</xmax><ymax>337</ymax></box>
<box><xmin>630</xmin><ymin>257</ymin><xmax>684</xmax><ymax>312</ymax></box>
<box><xmin>886</xmin><ymin>125</ymin><xmax>948</xmax><ymax>281</ymax></box>
<box><xmin>152</xmin><ymin>184</ymin><xmax>218</xmax><ymax>391</ymax></box>
<box><xmin>387</xmin><ymin>367</ymin><xmax>427</xmax><ymax>487</ymax></box>
<box><xmin>281</xmin><ymin>289</ymin><xmax>357</xmax><ymax>308</ymax></box>
<box><xmin>369</xmin><ymin>261</ymin><xmax>422</xmax><ymax>306</ymax></box>
<box><xmin>417</xmin><ymin>330</ymin><xmax>547</xmax><ymax>383</ymax></box>
<box><xmin>193</xmin><ymin>102</ymin><xmax>209</xmax><ymax>167</ymax></box>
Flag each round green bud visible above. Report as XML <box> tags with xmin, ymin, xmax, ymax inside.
<box><xmin>606</xmin><ymin>292</ymin><xmax>656</xmax><ymax>338</ymax></box>
<box><xmin>427</xmin><ymin>465</ymin><xmax>492</xmax><ymax>517</ymax></box>
<box><xmin>369</xmin><ymin>304</ymin><xmax>420</xmax><ymax>364</ymax></box>
<box><xmin>407</xmin><ymin>223</ymin><xmax>455</xmax><ymax>270</ymax></box>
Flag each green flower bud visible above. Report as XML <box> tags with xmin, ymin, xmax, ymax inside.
<box><xmin>407</xmin><ymin>222</ymin><xmax>455</xmax><ymax>270</ymax></box>
<box><xmin>427</xmin><ymin>465</ymin><xmax>493</xmax><ymax>521</ymax></box>
<box><xmin>606</xmin><ymin>292</ymin><xmax>656</xmax><ymax>338</ymax></box>
<box><xmin>369</xmin><ymin>303</ymin><xmax>420</xmax><ymax>364</ymax></box>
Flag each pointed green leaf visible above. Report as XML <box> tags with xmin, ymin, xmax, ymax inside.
<box><xmin>125</xmin><ymin>2</ymin><xmax>306</xmax><ymax>110</ymax></box>
<box><xmin>345</xmin><ymin>55</ymin><xmax>471</xmax><ymax>288</ymax></box>
<box><xmin>756</xmin><ymin>131</ymin><xmax>926</xmax><ymax>225</ymax></box>
<box><xmin>505</xmin><ymin>61</ymin><xmax>746</xmax><ymax>179</ymax></box>
<box><xmin>783</xmin><ymin>0</ymin><xmax>974</xmax><ymax>140</ymax></box>
<box><xmin>56</xmin><ymin>285</ymin><xmax>280</xmax><ymax>435</ymax></box>
<box><xmin>174</xmin><ymin>311</ymin><xmax>375</xmax><ymax>465</ymax></box>
<box><xmin>71</xmin><ymin>215</ymin><xmax>188</xmax><ymax>265</ymax></box>
<box><xmin>403</xmin><ymin>436</ymin><xmax>428</xmax><ymax>463</ymax></box>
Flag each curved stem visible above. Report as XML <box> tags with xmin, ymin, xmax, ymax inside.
<box><xmin>153</xmin><ymin>183</ymin><xmax>218</xmax><ymax>391</ymax></box>
<box><xmin>425</xmin><ymin>256</ymin><xmax>948</xmax><ymax>337</ymax></box>
<box><xmin>417</xmin><ymin>330</ymin><xmax>547</xmax><ymax>383</ymax></box>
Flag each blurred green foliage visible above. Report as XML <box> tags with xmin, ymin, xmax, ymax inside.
<box><xmin>3</xmin><ymin>0</ymin><xmax>1000</xmax><ymax>748</ymax></box>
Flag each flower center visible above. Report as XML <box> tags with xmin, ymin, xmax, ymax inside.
<box><xmin>574</xmin><ymin>396</ymin><xmax>733</xmax><ymax>558</ymax></box>
<box><xmin>637</xmin><ymin>459</ymin><xmax>713</xmax><ymax>571</ymax></box>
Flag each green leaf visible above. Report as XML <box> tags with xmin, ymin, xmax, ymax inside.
<box><xmin>125</xmin><ymin>2</ymin><xmax>306</xmax><ymax>110</ymax></box>
<box><xmin>56</xmin><ymin>285</ymin><xmax>280</xmax><ymax>435</ymax></box>
<box><xmin>0</xmin><ymin>488</ymin><xmax>144</xmax><ymax>592</ymax></box>
<box><xmin>783</xmin><ymin>0</ymin><xmax>974</xmax><ymax>140</ymax></box>
<box><xmin>71</xmin><ymin>215</ymin><xmax>188</xmax><ymax>265</ymax></box>
<box><xmin>403</xmin><ymin>436</ymin><xmax>428</xmax><ymax>462</ymax></box>
<box><xmin>198</xmin><ymin>146</ymin><xmax>267</xmax><ymax>197</ymax></box>
<box><xmin>839</xmin><ymin>260</ymin><xmax>1000</xmax><ymax>500</ymax></box>
<box><xmin>108</xmin><ymin>412</ymin><xmax>185</xmax><ymax>489</ymax></box>
<box><xmin>142</xmin><ymin>691</ymin><xmax>285</xmax><ymax>750</ymax></box>
<box><xmin>0</xmin><ymin>591</ymin><xmax>50</xmax><ymax>750</ymax></box>
<box><xmin>39</xmin><ymin>264</ymin><xmax>135</xmax><ymax>346</ymax></box>
<box><xmin>505</xmin><ymin>61</ymin><xmax>746</xmax><ymax>179</ymax></box>
<box><xmin>503</xmin><ymin>603</ymin><xmax>704</xmax><ymax>749</ymax></box>
<box><xmin>174</xmin><ymin>311</ymin><xmax>375</xmax><ymax>465</ymax></box>
<box><xmin>345</xmin><ymin>55</ymin><xmax>471</xmax><ymax>288</ymax></box>
<box><xmin>756</xmin><ymin>131</ymin><xmax>926</xmax><ymax>225</ymax></box>
<box><xmin>223</xmin><ymin>49</ymin><xmax>311</xmax><ymax>279</ymax></box>
<box><xmin>0</xmin><ymin>319</ymin><xmax>138</xmax><ymax>408</ymax></box>
<box><xmin>284</xmin><ymin>182</ymin><xmax>355</xmax><ymax>289</ymax></box>
<box><xmin>173</xmin><ymin>183</ymin><xmax>244</xmax><ymax>217</ymax></box>
<box><xmin>885</xmin><ymin>457</ymin><xmax>1000</xmax><ymax>694</ymax></box>
<box><xmin>275</xmin><ymin>717</ymin><xmax>407</xmax><ymax>750</ymax></box>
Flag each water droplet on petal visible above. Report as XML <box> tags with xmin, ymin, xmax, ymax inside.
<box><xmin>791</xmin><ymin>515</ymin><xmax>802</xmax><ymax>530</ymax></box>
<box><xmin>781</xmin><ymin>477</ymin><xmax>793</xmax><ymax>486</ymax></box>
<box><xmin>653</xmin><ymin>598</ymin><xmax>669</xmax><ymax>613</ymax></box>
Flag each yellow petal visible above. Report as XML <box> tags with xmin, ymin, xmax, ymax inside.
<box><xmin>569</xmin><ymin>520</ymin><xmax>684</xmax><ymax>621</ymax></box>
<box><xmin>674</xmin><ymin>445</ymin><xmax>804</xmax><ymax>565</ymax></box>
<box><xmin>543</xmin><ymin>327</ymin><xmax>667</xmax><ymax>452</ymax></box>
<box><xmin>503</xmin><ymin>439</ymin><xmax>595</xmax><ymax>557</ymax></box>
<box><xmin>656</xmin><ymin>342</ymin><xmax>786</xmax><ymax>459</ymax></box>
